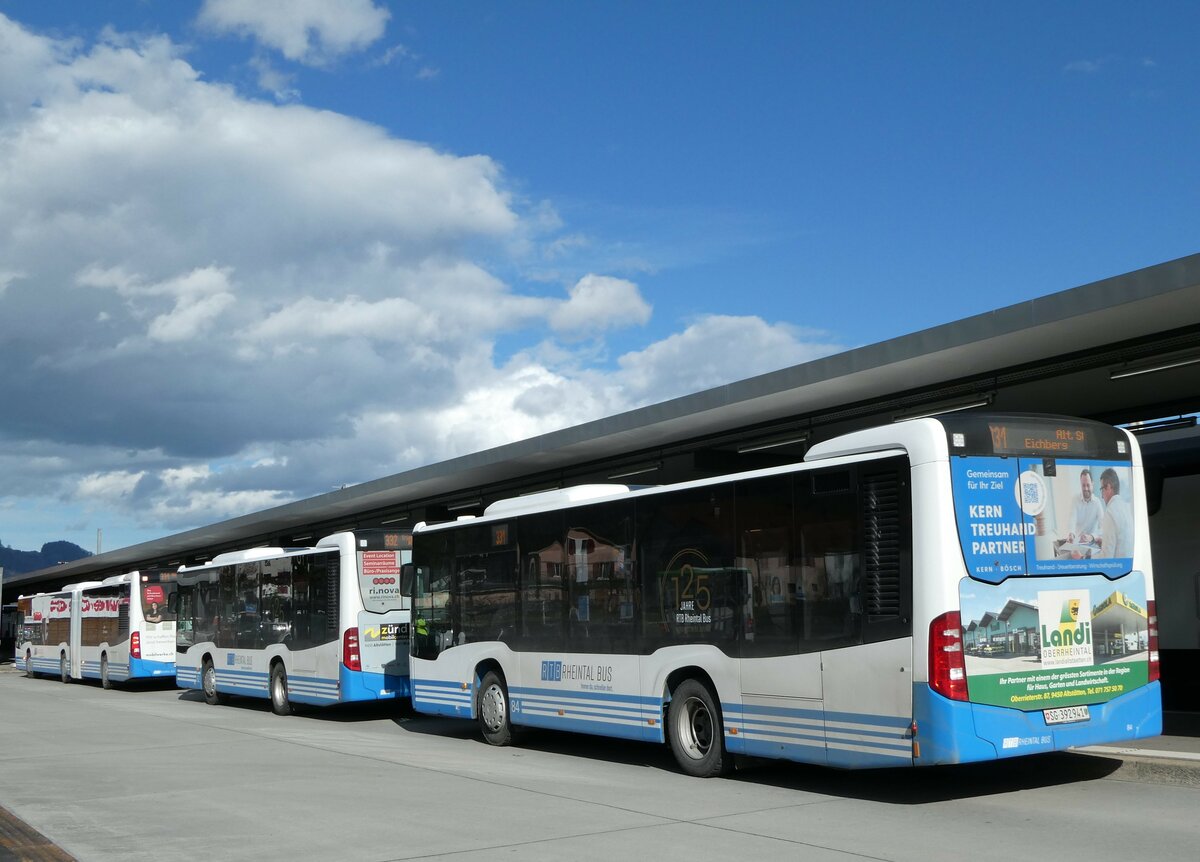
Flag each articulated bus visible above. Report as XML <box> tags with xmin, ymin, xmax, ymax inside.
<box><xmin>407</xmin><ymin>413</ymin><xmax>1161</xmax><ymax>775</ymax></box>
<box><xmin>18</xmin><ymin>571</ymin><xmax>176</xmax><ymax>686</ymax></box>
<box><xmin>174</xmin><ymin>530</ymin><xmax>411</xmax><ymax>714</ymax></box>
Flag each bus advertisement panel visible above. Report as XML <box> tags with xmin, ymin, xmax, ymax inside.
<box><xmin>959</xmin><ymin>572</ymin><xmax>1150</xmax><ymax>714</ymax></box>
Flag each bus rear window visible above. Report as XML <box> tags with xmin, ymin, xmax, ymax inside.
<box><xmin>141</xmin><ymin>579</ymin><xmax>177</xmax><ymax>623</ymax></box>
<box><xmin>359</xmin><ymin>549</ymin><xmax>405</xmax><ymax>612</ymax></box>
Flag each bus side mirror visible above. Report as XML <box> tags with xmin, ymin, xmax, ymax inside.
<box><xmin>167</xmin><ymin>591</ymin><xmax>179</xmax><ymax>614</ymax></box>
<box><xmin>400</xmin><ymin>563</ymin><xmax>415</xmax><ymax>598</ymax></box>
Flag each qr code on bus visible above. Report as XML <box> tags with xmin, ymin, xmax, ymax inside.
<box><xmin>1022</xmin><ymin>481</ymin><xmax>1041</xmax><ymax>506</ymax></box>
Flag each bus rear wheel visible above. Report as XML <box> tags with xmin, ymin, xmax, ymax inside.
<box><xmin>101</xmin><ymin>655</ymin><xmax>112</xmax><ymax>690</ymax></box>
<box><xmin>270</xmin><ymin>663</ymin><xmax>293</xmax><ymax>716</ymax></box>
<box><xmin>668</xmin><ymin>679</ymin><xmax>731</xmax><ymax>778</ymax></box>
<box><xmin>478</xmin><ymin>670</ymin><xmax>513</xmax><ymax>746</ymax></box>
<box><xmin>59</xmin><ymin>653</ymin><xmax>69</xmax><ymax>684</ymax></box>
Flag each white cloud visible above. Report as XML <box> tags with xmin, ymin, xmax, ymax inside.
<box><xmin>197</xmin><ymin>0</ymin><xmax>390</xmax><ymax>66</ymax></box>
<box><xmin>77</xmin><ymin>470</ymin><xmax>144</xmax><ymax>504</ymax></box>
<box><xmin>0</xmin><ymin>14</ymin><xmax>847</xmax><ymax>542</ymax></box>
<box><xmin>249</xmin><ymin>55</ymin><xmax>301</xmax><ymax>102</ymax></box>
<box><xmin>615</xmin><ymin>315</ymin><xmax>844</xmax><ymax>403</ymax></box>
<box><xmin>549</xmin><ymin>275</ymin><xmax>652</xmax><ymax>340</ymax></box>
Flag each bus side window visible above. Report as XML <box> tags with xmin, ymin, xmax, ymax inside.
<box><xmin>797</xmin><ymin>468</ymin><xmax>862</xmax><ymax>650</ymax></box>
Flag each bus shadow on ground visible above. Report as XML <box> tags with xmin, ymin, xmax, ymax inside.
<box><xmin>174</xmin><ymin>687</ymin><xmax>420</xmax><ymax>724</ymax></box>
<box><xmin>396</xmin><ymin>718</ymin><xmax>1125</xmax><ymax>801</ymax></box>
<box><xmin>729</xmin><ymin>751</ymin><xmax>1123</xmax><ymax>803</ymax></box>
<box><xmin>165</xmin><ymin>689</ymin><xmax>1131</xmax><ymax>801</ymax></box>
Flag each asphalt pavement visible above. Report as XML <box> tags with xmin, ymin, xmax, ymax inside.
<box><xmin>1</xmin><ymin>661</ymin><xmax>1198</xmax><ymax>862</ymax></box>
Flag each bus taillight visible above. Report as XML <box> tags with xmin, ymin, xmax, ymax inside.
<box><xmin>1147</xmin><ymin>600</ymin><xmax>1159</xmax><ymax>683</ymax></box>
<box><xmin>343</xmin><ymin>628</ymin><xmax>361</xmax><ymax>672</ymax></box>
<box><xmin>929</xmin><ymin>611</ymin><xmax>968</xmax><ymax>701</ymax></box>
<box><xmin>130</xmin><ymin>631</ymin><xmax>141</xmax><ymax>660</ymax></box>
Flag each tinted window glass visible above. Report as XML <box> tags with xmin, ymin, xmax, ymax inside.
<box><xmin>564</xmin><ymin>502</ymin><xmax>636</xmax><ymax>654</ymax></box>
<box><xmin>797</xmin><ymin>468</ymin><xmax>862</xmax><ymax>649</ymax></box>
<box><xmin>454</xmin><ymin>523</ymin><xmax>518</xmax><ymax>647</ymax></box>
<box><xmin>736</xmin><ymin>475</ymin><xmax>801</xmax><ymax>658</ymax></box>
<box><xmin>518</xmin><ymin>510</ymin><xmax>565</xmax><ymax>650</ymax></box>
<box><xmin>639</xmin><ymin>484</ymin><xmax>739</xmax><ymax>653</ymax></box>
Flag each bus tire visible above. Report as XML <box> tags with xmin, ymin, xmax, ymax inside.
<box><xmin>25</xmin><ymin>650</ymin><xmax>34</xmax><ymax>678</ymax></box>
<box><xmin>478</xmin><ymin>670</ymin><xmax>513</xmax><ymax>746</ymax></box>
<box><xmin>60</xmin><ymin>653</ymin><xmax>69</xmax><ymax>684</ymax></box>
<box><xmin>668</xmin><ymin>679</ymin><xmax>730</xmax><ymax>778</ymax></box>
<box><xmin>101</xmin><ymin>654</ymin><xmax>112</xmax><ymax>690</ymax></box>
<box><xmin>270</xmin><ymin>662</ymin><xmax>293</xmax><ymax>716</ymax></box>
<box><xmin>202</xmin><ymin>658</ymin><xmax>226</xmax><ymax>705</ymax></box>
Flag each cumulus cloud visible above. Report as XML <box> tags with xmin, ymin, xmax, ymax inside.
<box><xmin>0</xmin><ymin>14</ymin><xmax>845</xmax><ymax>546</ymax></box>
<box><xmin>549</xmin><ymin>275</ymin><xmax>652</xmax><ymax>340</ymax></box>
<box><xmin>615</xmin><ymin>315</ymin><xmax>844</xmax><ymax>402</ymax></box>
<box><xmin>197</xmin><ymin>0</ymin><xmax>390</xmax><ymax>66</ymax></box>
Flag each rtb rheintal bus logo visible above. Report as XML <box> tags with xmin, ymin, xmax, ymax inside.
<box><xmin>541</xmin><ymin>660</ymin><xmax>562</xmax><ymax>681</ymax></box>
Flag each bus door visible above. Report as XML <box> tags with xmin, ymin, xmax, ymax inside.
<box><xmin>820</xmin><ymin>466</ymin><xmax>914</xmax><ymax>768</ymax></box>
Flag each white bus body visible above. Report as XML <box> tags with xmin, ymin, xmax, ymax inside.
<box><xmin>19</xmin><ymin>572</ymin><xmax>176</xmax><ymax>686</ymax></box>
<box><xmin>19</xmin><ymin>582</ymin><xmax>101</xmax><ymax>682</ymax></box>
<box><xmin>408</xmin><ymin>414</ymin><xmax>1161</xmax><ymax>774</ymax></box>
<box><xmin>174</xmin><ymin>530</ymin><xmax>411</xmax><ymax>714</ymax></box>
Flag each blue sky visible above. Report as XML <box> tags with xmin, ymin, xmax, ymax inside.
<box><xmin>1</xmin><ymin>1</ymin><xmax>1197</xmax><ymax>557</ymax></box>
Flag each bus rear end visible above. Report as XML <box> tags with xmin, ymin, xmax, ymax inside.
<box><xmin>915</xmin><ymin>414</ymin><xmax>1161</xmax><ymax>764</ymax></box>
<box><xmin>131</xmin><ymin>570</ymin><xmax>177</xmax><ymax>679</ymax></box>
<box><xmin>325</xmin><ymin>530</ymin><xmax>412</xmax><ymax>702</ymax></box>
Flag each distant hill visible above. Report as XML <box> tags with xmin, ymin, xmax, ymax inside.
<box><xmin>0</xmin><ymin>540</ymin><xmax>92</xmax><ymax>577</ymax></box>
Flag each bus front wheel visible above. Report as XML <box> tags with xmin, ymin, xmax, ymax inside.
<box><xmin>270</xmin><ymin>663</ymin><xmax>294</xmax><ymax>716</ymax></box>
<box><xmin>478</xmin><ymin>670</ymin><xmax>513</xmax><ymax>746</ymax></box>
<box><xmin>59</xmin><ymin>653</ymin><xmax>69</xmax><ymax>684</ymax></box>
<box><xmin>668</xmin><ymin>679</ymin><xmax>731</xmax><ymax>778</ymax></box>
<box><xmin>25</xmin><ymin>651</ymin><xmax>33</xmax><ymax>678</ymax></box>
<box><xmin>202</xmin><ymin>658</ymin><xmax>226</xmax><ymax>705</ymax></box>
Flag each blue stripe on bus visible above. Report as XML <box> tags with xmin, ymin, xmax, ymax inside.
<box><xmin>173</xmin><ymin>664</ymin><xmax>406</xmax><ymax>705</ymax></box>
<box><xmin>824</xmin><ymin>709</ymin><xmax>912</xmax><ymax>730</ymax></box>
<box><xmin>718</xmin><ymin>701</ymin><xmax>912</xmax><ymax>766</ymax></box>
<box><xmin>510</xmin><ymin>685</ymin><xmax>659</xmax><ymax>706</ymax></box>
<box><xmin>515</xmin><ymin>709</ymin><xmax>649</xmax><ymax>742</ymax></box>
<box><xmin>413</xmin><ymin>679</ymin><xmax>472</xmax><ymax>717</ymax></box>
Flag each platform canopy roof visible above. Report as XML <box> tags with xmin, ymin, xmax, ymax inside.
<box><xmin>9</xmin><ymin>253</ymin><xmax>1200</xmax><ymax>597</ymax></box>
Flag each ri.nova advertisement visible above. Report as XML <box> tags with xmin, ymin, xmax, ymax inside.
<box><xmin>959</xmin><ymin>573</ymin><xmax>1149</xmax><ymax>711</ymax></box>
<box><xmin>951</xmin><ymin>456</ymin><xmax>1136</xmax><ymax>583</ymax></box>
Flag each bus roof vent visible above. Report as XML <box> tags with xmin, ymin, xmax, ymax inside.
<box><xmin>209</xmin><ymin>547</ymin><xmax>288</xmax><ymax>565</ymax></box>
<box><xmin>484</xmin><ymin>484</ymin><xmax>630</xmax><ymax>518</ymax></box>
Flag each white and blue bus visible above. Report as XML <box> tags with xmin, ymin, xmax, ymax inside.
<box><xmin>18</xmin><ymin>571</ymin><xmax>176</xmax><ymax>686</ymax></box>
<box><xmin>407</xmin><ymin>413</ymin><xmax>1161</xmax><ymax>775</ymax></box>
<box><xmin>174</xmin><ymin>530</ymin><xmax>411</xmax><ymax>714</ymax></box>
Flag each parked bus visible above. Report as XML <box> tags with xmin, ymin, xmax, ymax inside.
<box><xmin>18</xmin><ymin>582</ymin><xmax>98</xmax><ymax>681</ymax></box>
<box><xmin>18</xmin><ymin>572</ymin><xmax>177</xmax><ymax>686</ymax></box>
<box><xmin>174</xmin><ymin>530</ymin><xmax>411</xmax><ymax>714</ymax></box>
<box><xmin>407</xmin><ymin>413</ymin><xmax>1161</xmax><ymax>775</ymax></box>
